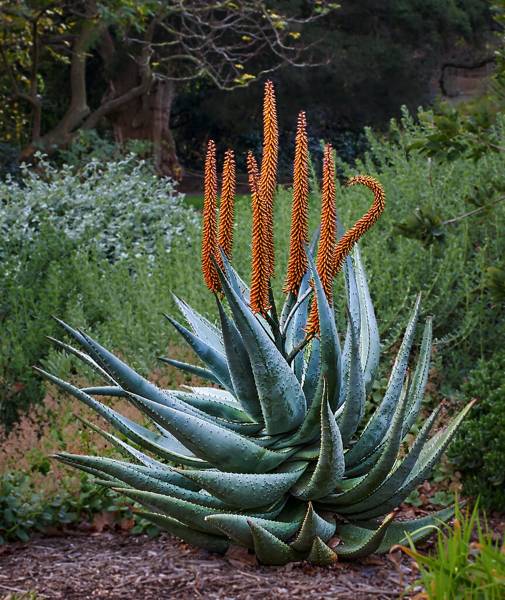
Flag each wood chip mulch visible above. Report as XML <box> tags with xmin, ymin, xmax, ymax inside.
<box><xmin>0</xmin><ymin>532</ymin><xmax>417</xmax><ymax>600</ymax></box>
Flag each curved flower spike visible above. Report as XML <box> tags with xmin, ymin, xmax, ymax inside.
<box><xmin>333</xmin><ymin>175</ymin><xmax>385</xmax><ymax>276</ymax></box>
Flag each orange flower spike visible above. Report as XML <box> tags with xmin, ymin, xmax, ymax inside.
<box><xmin>333</xmin><ymin>175</ymin><xmax>386</xmax><ymax>275</ymax></box>
<box><xmin>284</xmin><ymin>111</ymin><xmax>310</xmax><ymax>296</ymax></box>
<box><xmin>248</xmin><ymin>151</ymin><xmax>270</xmax><ymax>316</ymax></box>
<box><xmin>217</xmin><ymin>149</ymin><xmax>236</xmax><ymax>266</ymax></box>
<box><xmin>201</xmin><ymin>140</ymin><xmax>220</xmax><ymax>293</ymax></box>
<box><xmin>306</xmin><ymin>144</ymin><xmax>337</xmax><ymax>336</ymax></box>
<box><xmin>259</xmin><ymin>80</ymin><xmax>279</xmax><ymax>276</ymax></box>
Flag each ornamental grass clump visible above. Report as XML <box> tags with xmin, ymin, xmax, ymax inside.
<box><xmin>39</xmin><ymin>82</ymin><xmax>473</xmax><ymax>565</ymax></box>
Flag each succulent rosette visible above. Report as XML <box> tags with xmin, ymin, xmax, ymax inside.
<box><xmin>38</xmin><ymin>82</ymin><xmax>471</xmax><ymax>565</ymax></box>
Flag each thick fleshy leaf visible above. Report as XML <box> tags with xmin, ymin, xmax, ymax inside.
<box><xmin>139</xmin><ymin>511</ymin><xmax>229</xmax><ymax>553</ymax></box>
<box><xmin>337</xmin><ymin>318</ymin><xmax>366</xmax><ymax>446</ymax></box>
<box><xmin>35</xmin><ymin>368</ymin><xmax>207</xmax><ymax>467</ymax></box>
<box><xmin>303</xmin><ymin>338</ymin><xmax>321</xmax><ymax>406</ymax></box>
<box><xmin>334</xmin><ymin>513</ymin><xmax>394</xmax><ymax>559</ymax></box>
<box><xmin>353</xmin><ymin>246</ymin><xmax>380</xmax><ymax>392</ymax></box>
<box><xmin>57</xmin><ymin>458</ymin><xmax>118</xmax><ymax>482</ymax></box>
<box><xmin>343</xmin><ymin>445</ymin><xmax>382</xmax><ymax>478</ymax></box>
<box><xmin>131</xmin><ymin>395</ymin><xmax>291</xmax><ymax>473</ymax></box>
<box><xmin>306</xmin><ymin>249</ymin><xmax>341</xmax><ymax>411</ymax></box>
<box><xmin>56</xmin><ymin>453</ymin><xmax>227</xmax><ymax>508</ymax></box>
<box><xmin>81</xmin><ymin>386</ymin><xmax>125</xmax><ymax>397</ymax></box>
<box><xmin>290</xmin><ymin>503</ymin><xmax>336</xmax><ymax>552</ymax></box>
<box><xmin>403</xmin><ymin>318</ymin><xmax>432</xmax><ymax>435</ymax></box>
<box><xmin>218</xmin><ymin>250</ymin><xmax>251</xmax><ymax>303</ymax></box>
<box><xmin>307</xmin><ymin>537</ymin><xmax>338</xmax><ymax>565</ymax></box>
<box><xmin>205</xmin><ymin>513</ymin><xmax>301</xmax><ymax>548</ymax></box>
<box><xmin>172</xmin><ymin>294</ymin><xmax>224</xmax><ymax>353</ymax></box>
<box><xmin>292</xmin><ymin>399</ymin><xmax>344</xmax><ymax>500</ymax></box>
<box><xmin>159</xmin><ymin>357</ymin><xmax>221</xmax><ymax>385</ymax></box>
<box><xmin>285</xmin><ymin>271</ymin><xmax>312</xmax><ymax>382</ymax></box>
<box><xmin>281</xmin><ymin>227</ymin><xmax>319</xmax><ymax>333</ymax></box>
<box><xmin>279</xmin><ymin>292</ymin><xmax>296</xmax><ymax>332</ymax></box>
<box><xmin>47</xmin><ymin>335</ymin><xmax>116</xmax><ymax>385</ymax></box>
<box><xmin>182</xmin><ymin>387</ymin><xmax>237</xmax><ymax>402</ymax></box>
<box><xmin>343</xmin><ymin>254</ymin><xmax>360</xmax><ymax>336</ymax></box>
<box><xmin>74</xmin><ymin>415</ymin><xmax>185</xmax><ymax>472</ymax></box>
<box><xmin>249</xmin><ymin>520</ymin><xmax>298</xmax><ymax>565</ymax></box>
<box><xmin>349</xmin><ymin>401</ymin><xmax>475</xmax><ymax>520</ymax></box>
<box><xmin>358</xmin><ymin>505</ymin><xmax>456</xmax><ymax>554</ymax></box>
<box><xmin>344</xmin><ymin>294</ymin><xmax>421</xmax><ymax>467</ymax></box>
<box><xmin>177</xmin><ymin>467</ymin><xmax>306</xmax><ymax>509</ymax></box>
<box><xmin>326</xmin><ymin>387</ymin><xmax>409</xmax><ymax>509</ymax></box>
<box><xmin>216</xmin><ymin>266</ymin><xmax>306</xmax><ymax>435</ymax></box>
<box><xmin>215</xmin><ymin>299</ymin><xmax>263</xmax><ymax>422</ymax></box>
<box><xmin>336</xmin><ymin>406</ymin><xmax>441</xmax><ymax>515</ymax></box>
<box><xmin>171</xmin><ymin>390</ymin><xmax>252</xmax><ymax>423</ymax></box>
<box><xmin>165</xmin><ymin>315</ymin><xmax>233</xmax><ymax>391</ymax></box>
<box><xmin>118</xmin><ymin>488</ymin><xmax>223</xmax><ymax>533</ymax></box>
<box><xmin>56</xmin><ymin>452</ymin><xmax>199</xmax><ymax>491</ymax></box>
<box><xmin>57</xmin><ymin>327</ymin><xmax>194</xmax><ymax>414</ymax></box>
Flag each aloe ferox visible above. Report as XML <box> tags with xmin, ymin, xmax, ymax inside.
<box><xmin>38</xmin><ymin>82</ymin><xmax>472</xmax><ymax>566</ymax></box>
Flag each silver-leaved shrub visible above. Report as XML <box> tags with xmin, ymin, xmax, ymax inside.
<box><xmin>0</xmin><ymin>153</ymin><xmax>198</xmax><ymax>266</ymax></box>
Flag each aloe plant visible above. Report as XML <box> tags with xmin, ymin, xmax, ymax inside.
<box><xmin>38</xmin><ymin>82</ymin><xmax>472</xmax><ymax>565</ymax></box>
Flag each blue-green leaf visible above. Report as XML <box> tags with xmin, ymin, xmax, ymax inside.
<box><xmin>344</xmin><ymin>294</ymin><xmax>421</xmax><ymax>467</ymax></box>
<box><xmin>215</xmin><ymin>299</ymin><xmax>263</xmax><ymax>422</ymax></box>
<box><xmin>177</xmin><ymin>467</ymin><xmax>305</xmax><ymax>509</ymax></box>
<box><xmin>130</xmin><ymin>395</ymin><xmax>291</xmax><ymax>473</ymax></box>
<box><xmin>165</xmin><ymin>315</ymin><xmax>233</xmax><ymax>392</ymax></box>
<box><xmin>216</xmin><ymin>266</ymin><xmax>306</xmax><ymax>435</ymax></box>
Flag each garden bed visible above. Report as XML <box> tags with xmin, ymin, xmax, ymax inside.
<box><xmin>0</xmin><ymin>532</ymin><xmax>416</xmax><ymax>599</ymax></box>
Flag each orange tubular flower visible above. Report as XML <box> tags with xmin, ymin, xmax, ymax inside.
<box><xmin>259</xmin><ymin>80</ymin><xmax>278</xmax><ymax>277</ymax></box>
<box><xmin>284</xmin><ymin>111</ymin><xmax>309</xmax><ymax>296</ymax></box>
<box><xmin>333</xmin><ymin>175</ymin><xmax>386</xmax><ymax>275</ymax></box>
<box><xmin>201</xmin><ymin>140</ymin><xmax>220</xmax><ymax>293</ymax></box>
<box><xmin>248</xmin><ymin>151</ymin><xmax>270</xmax><ymax>316</ymax></box>
<box><xmin>217</xmin><ymin>149</ymin><xmax>236</xmax><ymax>268</ymax></box>
<box><xmin>306</xmin><ymin>144</ymin><xmax>337</xmax><ymax>336</ymax></box>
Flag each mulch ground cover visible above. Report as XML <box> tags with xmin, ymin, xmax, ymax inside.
<box><xmin>0</xmin><ymin>531</ymin><xmax>417</xmax><ymax>600</ymax></box>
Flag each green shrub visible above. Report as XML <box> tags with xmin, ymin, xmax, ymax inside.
<box><xmin>401</xmin><ymin>501</ymin><xmax>505</xmax><ymax>599</ymax></box>
<box><xmin>448</xmin><ymin>353</ymin><xmax>505</xmax><ymax>512</ymax></box>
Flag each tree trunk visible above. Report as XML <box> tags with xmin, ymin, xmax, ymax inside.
<box><xmin>107</xmin><ymin>57</ymin><xmax>182</xmax><ymax>180</ymax></box>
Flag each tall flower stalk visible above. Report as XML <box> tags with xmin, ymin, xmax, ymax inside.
<box><xmin>217</xmin><ymin>149</ymin><xmax>236</xmax><ymax>268</ymax></box>
<box><xmin>259</xmin><ymin>80</ymin><xmax>278</xmax><ymax>277</ymax></box>
<box><xmin>201</xmin><ymin>140</ymin><xmax>220</xmax><ymax>293</ymax></box>
<box><xmin>248</xmin><ymin>151</ymin><xmax>271</xmax><ymax>315</ymax></box>
<box><xmin>284</xmin><ymin>111</ymin><xmax>309</xmax><ymax>296</ymax></box>
<box><xmin>306</xmin><ymin>144</ymin><xmax>337</xmax><ymax>336</ymax></box>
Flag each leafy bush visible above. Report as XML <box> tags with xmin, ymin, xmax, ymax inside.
<box><xmin>0</xmin><ymin>154</ymin><xmax>196</xmax><ymax>266</ymax></box>
<box><xmin>0</xmin><ymin>470</ymin><xmax>122</xmax><ymax>543</ymax></box>
<box><xmin>401</xmin><ymin>502</ymin><xmax>505</xmax><ymax>599</ymax></box>
<box><xmin>448</xmin><ymin>353</ymin><xmax>505</xmax><ymax>512</ymax></box>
